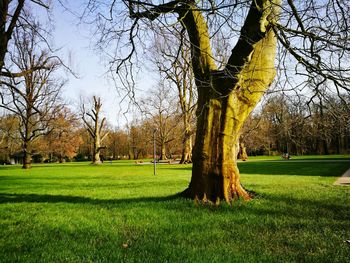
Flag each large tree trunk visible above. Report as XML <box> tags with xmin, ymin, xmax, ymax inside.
<box><xmin>180</xmin><ymin>0</ymin><xmax>279</xmax><ymax>203</ymax></box>
<box><xmin>184</xmin><ymin>95</ymin><xmax>250</xmax><ymax>202</ymax></box>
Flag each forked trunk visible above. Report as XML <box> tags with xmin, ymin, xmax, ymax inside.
<box><xmin>180</xmin><ymin>0</ymin><xmax>279</xmax><ymax>203</ymax></box>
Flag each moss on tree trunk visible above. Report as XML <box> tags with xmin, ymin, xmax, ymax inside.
<box><xmin>180</xmin><ymin>0</ymin><xmax>280</xmax><ymax>203</ymax></box>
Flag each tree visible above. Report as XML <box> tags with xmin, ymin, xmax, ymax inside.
<box><xmin>81</xmin><ymin>96</ymin><xmax>109</xmax><ymax>164</ymax></box>
<box><xmin>151</xmin><ymin>35</ymin><xmax>196</xmax><ymax>163</ymax></box>
<box><xmin>88</xmin><ymin>0</ymin><xmax>350</xmax><ymax>203</ymax></box>
<box><xmin>241</xmin><ymin>93</ymin><xmax>350</xmax><ymax>156</ymax></box>
<box><xmin>0</xmin><ymin>24</ymin><xmax>64</xmax><ymax>169</ymax></box>
<box><xmin>127</xmin><ymin>121</ymin><xmax>151</xmax><ymax>160</ymax></box>
<box><xmin>105</xmin><ymin>128</ymin><xmax>129</xmax><ymax>160</ymax></box>
<box><xmin>0</xmin><ymin>113</ymin><xmax>21</xmax><ymax>163</ymax></box>
<box><xmin>0</xmin><ymin>1</ymin><xmax>49</xmax><ymax>74</ymax></box>
<box><xmin>75</xmin><ymin>128</ymin><xmax>93</xmax><ymax>161</ymax></box>
<box><xmin>140</xmin><ymin>84</ymin><xmax>180</xmax><ymax>160</ymax></box>
<box><xmin>41</xmin><ymin>107</ymin><xmax>83</xmax><ymax>162</ymax></box>
<box><xmin>309</xmin><ymin>94</ymin><xmax>350</xmax><ymax>155</ymax></box>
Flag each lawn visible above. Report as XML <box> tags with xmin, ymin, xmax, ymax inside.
<box><xmin>0</xmin><ymin>157</ymin><xmax>349</xmax><ymax>262</ymax></box>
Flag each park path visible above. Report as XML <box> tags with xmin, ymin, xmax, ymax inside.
<box><xmin>333</xmin><ymin>168</ymin><xmax>350</xmax><ymax>186</ymax></box>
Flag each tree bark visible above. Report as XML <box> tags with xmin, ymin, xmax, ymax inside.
<box><xmin>238</xmin><ymin>143</ymin><xmax>248</xmax><ymax>161</ymax></box>
<box><xmin>159</xmin><ymin>142</ymin><xmax>167</xmax><ymax>160</ymax></box>
<box><xmin>22</xmin><ymin>140</ymin><xmax>31</xmax><ymax>169</ymax></box>
<box><xmin>180</xmin><ymin>0</ymin><xmax>280</xmax><ymax>203</ymax></box>
<box><xmin>183</xmin><ymin>94</ymin><xmax>252</xmax><ymax>202</ymax></box>
<box><xmin>92</xmin><ymin>136</ymin><xmax>102</xmax><ymax>164</ymax></box>
<box><xmin>180</xmin><ymin>128</ymin><xmax>192</xmax><ymax>164</ymax></box>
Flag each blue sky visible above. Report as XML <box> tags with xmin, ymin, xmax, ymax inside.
<box><xmin>51</xmin><ymin>2</ymin><xmax>134</xmax><ymax>128</ymax></box>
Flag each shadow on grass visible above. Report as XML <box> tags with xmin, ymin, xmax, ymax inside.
<box><xmin>0</xmin><ymin>193</ymin><xmax>181</xmax><ymax>206</ymax></box>
<box><xmin>0</xmin><ymin>164</ymin><xmax>87</xmax><ymax>170</ymax></box>
<box><xmin>0</xmin><ymin>163</ymin><xmax>140</xmax><ymax>170</ymax></box>
<box><xmin>250</xmin><ymin>193</ymin><xmax>350</xmax><ymax>221</ymax></box>
<box><xmin>238</xmin><ymin>162</ymin><xmax>350</xmax><ymax>176</ymax></box>
<box><xmin>1</xmin><ymin>192</ymin><xmax>349</xmax><ymax>222</ymax></box>
<box><xmin>170</xmin><ymin>161</ymin><xmax>350</xmax><ymax>177</ymax></box>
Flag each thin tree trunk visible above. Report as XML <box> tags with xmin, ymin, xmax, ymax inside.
<box><xmin>239</xmin><ymin>143</ymin><xmax>248</xmax><ymax>161</ymax></box>
<box><xmin>180</xmin><ymin>129</ymin><xmax>192</xmax><ymax>164</ymax></box>
<box><xmin>92</xmin><ymin>138</ymin><xmax>102</xmax><ymax>164</ymax></box>
<box><xmin>160</xmin><ymin>143</ymin><xmax>167</xmax><ymax>160</ymax></box>
<box><xmin>22</xmin><ymin>140</ymin><xmax>31</xmax><ymax>169</ymax></box>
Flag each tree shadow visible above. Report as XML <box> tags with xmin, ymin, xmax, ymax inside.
<box><xmin>169</xmin><ymin>161</ymin><xmax>350</xmax><ymax>177</ymax></box>
<box><xmin>238</xmin><ymin>161</ymin><xmax>350</xmax><ymax>177</ymax></box>
<box><xmin>250</xmin><ymin>193</ymin><xmax>349</xmax><ymax>220</ymax></box>
<box><xmin>0</xmin><ymin>193</ymin><xmax>181</xmax><ymax>206</ymax></box>
<box><xmin>0</xmin><ymin>192</ymin><xmax>349</xmax><ymax>230</ymax></box>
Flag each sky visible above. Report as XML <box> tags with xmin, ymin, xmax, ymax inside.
<box><xmin>51</xmin><ymin>2</ymin><xmax>139</xmax><ymax>129</ymax></box>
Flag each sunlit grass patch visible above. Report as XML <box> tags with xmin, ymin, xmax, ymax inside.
<box><xmin>0</xmin><ymin>157</ymin><xmax>349</xmax><ymax>262</ymax></box>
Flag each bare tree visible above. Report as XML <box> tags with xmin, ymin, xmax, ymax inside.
<box><xmin>42</xmin><ymin>107</ymin><xmax>83</xmax><ymax>162</ymax></box>
<box><xmin>81</xmin><ymin>96</ymin><xmax>109</xmax><ymax>164</ymax></box>
<box><xmin>86</xmin><ymin>0</ymin><xmax>350</xmax><ymax>203</ymax></box>
<box><xmin>241</xmin><ymin>92</ymin><xmax>350</xmax><ymax>156</ymax></box>
<box><xmin>0</xmin><ymin>24</ymin><xmax>63</xmax><ymax>169</ymax></box>
<box><xmin>151</xmin><ymin>36</ymin><xmax>196</xmax><ymax>163</ymax></box>
<box><xmin>105</xmin><ymin>128</ymin><xmax>129</xmax><ymax>160</ymax></box>
<box><xmin>0</xmin><ymin>113</ymin><xmax>21</xmax><ymax>163</ymax></box>
<box><xmin>140</xmin><ymin>84</ymin><xmax>180</xmax><ymax>160</ymax></box>
<box><xmin>127</xmin><ymin>121</ymin><xmax>151</xmax><ymax>160</ymax></box>
<box><xmin>0</xmin><ymin>1</ymin><xmax>50</xmax><ymax>74</ymax></box>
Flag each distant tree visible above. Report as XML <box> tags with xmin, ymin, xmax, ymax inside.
<box><xmin>127</xmin><ymin>121</ymin><xmax>151</xmax><ymax>160</ymax></box>
<box><xmin>151</xmin><ymin>35</ymin><xmax>196</xmax><ymax>163</ymax></box>
<box><xmin>0</xmin><ymin>113</ymin><xmax>21</xmax><ymax>162</ymax></box>
<box><xmin>81</xmin><ymin>96</ymin><xmax>109</xmax><ymax>164</ymax></box>
<box><xmin>42</xmin><ymin>107</ymin><xmax>83</xmax><ymax>162</ymax></box>
<box><xmin>0</xmin><ymin>24</ymin><xmax>64</xmax><ymax>169</ymax></box>
<box><xmin>241</xmin><ymin>92</ymin><xmax>350</xmax><ymax>156</ymax></box>
<box><xmin>106</xmin><ymin>128</ymin><xmax>129</xmax><ymax>160</ymax></box>
<box><xmin>75</xmin><ymin>128</ymin><xmax>93</xmax><ymax>161</ymax></box>
<box><xmin>140</xmin><ymin>84</ymin><xmax>180</xmax><ymax>160</ymax></box>
<box><xmin>309</xmin><ymin>94</ymin><xmax>350</xmax><ymax>155</ymax></box>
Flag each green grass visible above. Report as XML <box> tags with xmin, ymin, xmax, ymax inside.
<box><xmin>0</xmin><ymin>157</ymin><xmax>349</xmax><ymax>262</ymax></box>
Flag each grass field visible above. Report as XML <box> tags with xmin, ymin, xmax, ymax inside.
<box><xmin>0</xmin><ymin>157</ymin><xmax>349</xmax><ymax>262</ymax></box>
